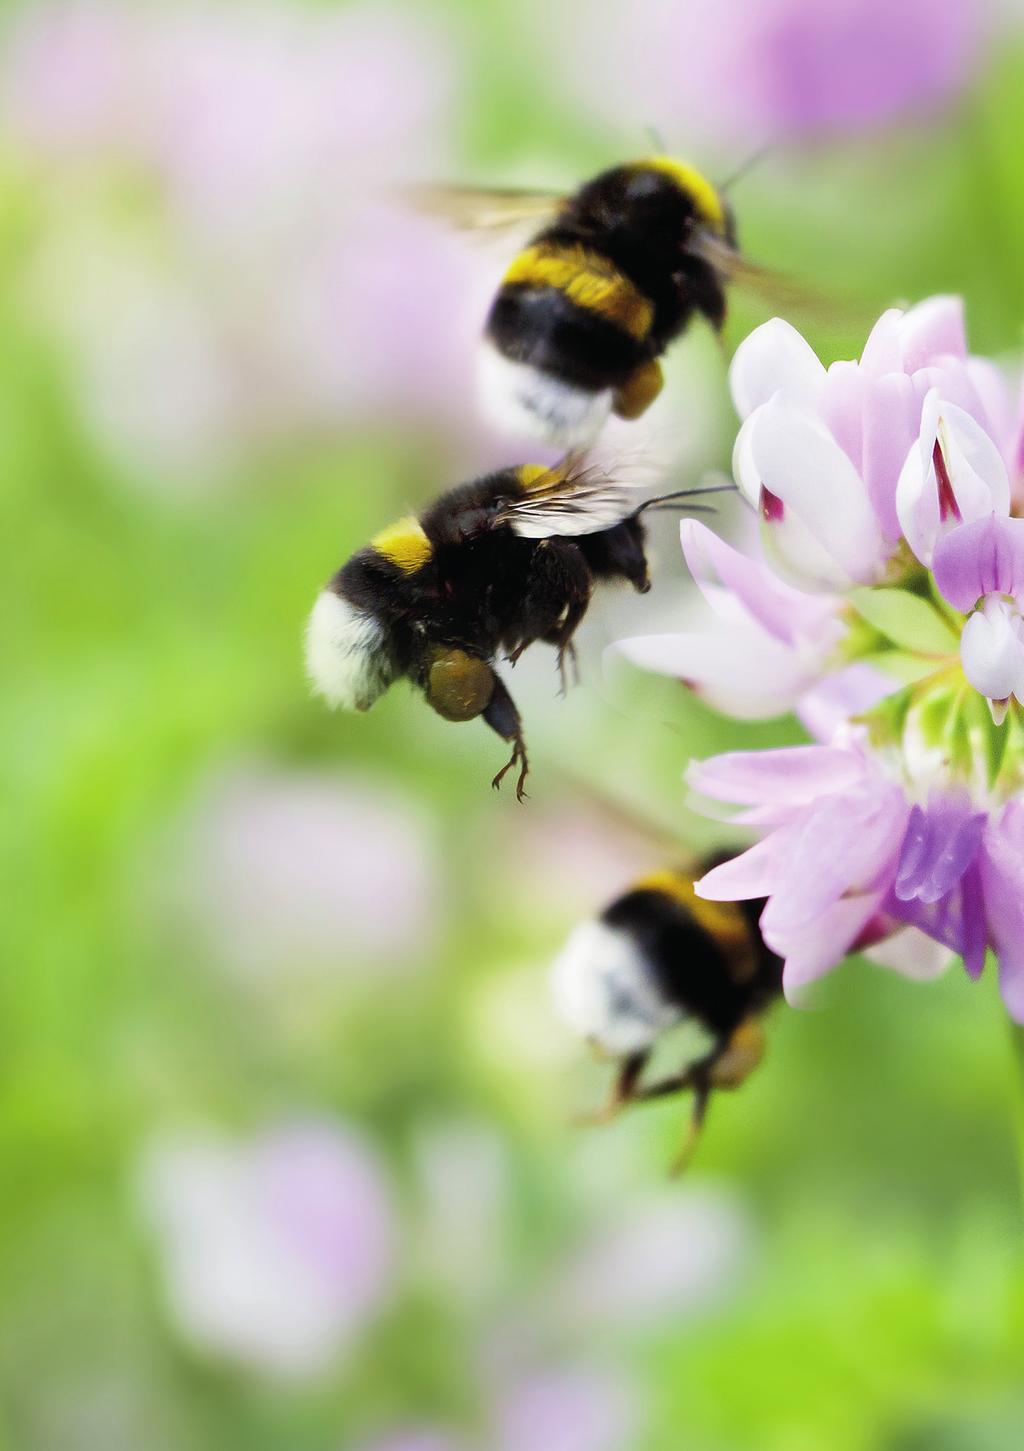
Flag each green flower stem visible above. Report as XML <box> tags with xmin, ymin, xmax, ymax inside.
<box><xmin>1009</xmin><ymin>1022</ymin><xmax>1024</xmax><ymax>1215</ymax></box>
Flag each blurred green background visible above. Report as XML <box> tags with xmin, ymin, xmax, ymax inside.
<box><xmin>3</xmin><ymin>1</ymin><xmax>1024</xmax><ymax>1448</ymax></box>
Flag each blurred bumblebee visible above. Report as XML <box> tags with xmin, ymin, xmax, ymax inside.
<box><xmin>551</xmin><ymin>861</ymin><xmax>782</xmax><ymax>1171</ymax></box>
<box><xmin>305</xmin><ymin>455</ymin><xmax>720</xmax><ymax>799</ymax></box>
<box><xmin>420</xmin><ymin>155</ymin><xmax>784</xmax><ymax>448</ymax></box>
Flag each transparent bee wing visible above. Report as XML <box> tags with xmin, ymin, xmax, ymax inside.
<box><xmin>690</xmin><ymin>227</ymin><xmax>838</xmax><ymax>320</ymax></box>
<box><xmin>496</xmin><ymin>451</ymin><xmax>723</xmax><ymax>539</ymax></box>
<box><xmin>406</xmin><ymin>183</ymin><xmax>566</xmax><ymax>235</ymax></box>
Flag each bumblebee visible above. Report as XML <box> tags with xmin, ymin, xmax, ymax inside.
<box><xmin>305</xmin><ymin>457</ymin><xmax>717</xmax><ymax>799</ymax></box>
<box><xmin>422</xmin><ymin>157</ymin><xmax>761</xmax><ymax>448</ymax></box>
<box><xmin>551</xmin><ymin>862</ymin><xmax>782</xmax><ymax>1171</ymax></box>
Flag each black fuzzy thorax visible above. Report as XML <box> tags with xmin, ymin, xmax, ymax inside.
<box><xmin>545</xmin><ymin>164</ymin><xmax>732</xmax><ymax>350</ymax></box>
<box><xmin>603</xmin><ymin>886</ymin><xmax>781</xmax><ymax>1040</ymax></box>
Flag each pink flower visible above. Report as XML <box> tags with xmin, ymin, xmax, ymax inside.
<box><xmin>933</xmin><ymin>515</ymin><xmax>1024</xmax><ymax>711</ymax></box>
<box><xmin>730</xmin><ymin>299</ymin><xmax>1011</xmax><ymax>593</ymax></box>
<box><xmin>564</xmin><ymin>0</ymin><xmax>984</xmax><ymax>147</ymax></box>
<box><xmin>689</xmin><ymin>735</ymin><xmax>1024</xmax><ymax>1017</ymax></box>
<box><xmin>2</xmin><ymin>1</ymin><xmax>477</xmax><ymax>477</ymax></box>
<box><xmin>552</xmin><ymin>1188</ymin><xmax>749</xmax><ymax>1330</ymax></box>
<box><xmin>618</xmin><ymin>517</ymin><xmax>844</xmax><ymax>718</ymax></box>
<box><xmin>493</xmin><ymin>1368</ymin><xmax>635</xmax><ymax>1451</ymax></box>
<box><xmin>177</xmin><ymin>767</ymin><xmax>442</xmax><ymax>981</ymax></box>
<box><xmin>139</xmin><ymin>1120</ymin><xmax>397</xmax><ymax>1378</ymax></box>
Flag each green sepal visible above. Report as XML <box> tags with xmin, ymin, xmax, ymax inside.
<box><xmin>848</xmin><ymin>587</ymin><xmax>960</xmax><ymax>656</ymax></box>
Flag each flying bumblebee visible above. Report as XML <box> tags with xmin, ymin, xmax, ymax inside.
<box><xmin>420</xmin><ymin>155</ymin><xmax>782</xmax><ymax>449</ymax></box>
<box><xmin>551</xmin><ymin>861</ymin><xmax>782</xmax><ymax>1172</ymax></box>
<box><xmin>305</xmin><ymin>456</ymin><xmax>721</xmax><ymax>800</ymax></box>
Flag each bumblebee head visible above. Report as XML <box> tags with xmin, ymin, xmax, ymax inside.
<box><xmin>424</xmin><ymin>648</ymin><xmax>495</xmax><ymax>722</ymax></box>
<box><xmin>639</xmin><ymin>157</ymin><xmax>729</xmax><ymax>239</ymax></box>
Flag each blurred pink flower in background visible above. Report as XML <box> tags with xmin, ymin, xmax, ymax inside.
<box><xmin>178</xmin><ymin>766</ymin><xmax>442</xmax><ymax>980</ymax></box>
<box><xmin>139</xmin><ymin>1119</ymin><xmax>397</xmax><ymax>1379</ymax></box>
<box><xmin>493</xmin><ymin>1367</ymin><xmax>635</xmax><ymax>1451</ymax></box>
<box><xmin>552</xmin><ymin>1186</ymin><xmax>750</xmax><ymax>1331</ymax></box>
<box><xmin>565</xmin><ymin>0</ymin><xmax>985</xmax><ymax>148</ymax></box>
<box><xmin>4</xmin><ymin>0</ymin><xmax>493</xmax><ymax>479</ymax></box>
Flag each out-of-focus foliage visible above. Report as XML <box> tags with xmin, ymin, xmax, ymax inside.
<box><xmin>2</xmin><ymin>2</ymin><xmax>1024</xmax><ymax>1449</ymax></box>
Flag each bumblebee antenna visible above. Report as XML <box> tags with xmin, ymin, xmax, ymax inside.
<box><xmin>634</xmin><ymin>481</ymin><xmax>737</xmax><ymax>517</ymax></box>
<box><xmin>644</xmin><ymin>124</ymin><xmax>668</xmax><ymax>154</ymax></box>
<box><xmin>719</xmin><ymin>144</ymin><xmax>775</xmax><ymax>195</ymax></box>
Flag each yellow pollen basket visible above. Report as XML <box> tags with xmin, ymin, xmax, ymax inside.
<box><xmin>370</xmin><ymin>515</ymin><xmax>432</xmax><ymax>574</ymax></box>
<box><xmin>642</xmin><ymin>157</ymin><xmax>727</xmax><ymax>235</ymax></box>
<box><xmin>635</xmin><ymin>868</ymin><xmax>759</xmax><ymax>980</ymax></box>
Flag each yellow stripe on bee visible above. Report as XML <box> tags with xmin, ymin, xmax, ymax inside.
<box><xmin>370</xmin><ymin>515</ymin><xmax>432</xmax><ymax>573</ymax></box>
<box><xmin>642</xmin><ymin>157</ymin><xmax>726</xmax><ymax>235</ymax></box>
<box><xmin>634</xmin><ymin>868</ymin><xmax>759</xmax><ymax>982</ymax></box>
<box><xmin>503</xmin><ymin>243</ymin><xmax>654</xmax><ymax>341</ymax></box>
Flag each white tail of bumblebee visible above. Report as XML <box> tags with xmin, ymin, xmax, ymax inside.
<box><xmin>305</xmin><ymin>591</ymin><xmax>395</xmax><ymax>712</ymax></box>
<box><xmin>478</xmin><ymin>342</ymin><xmax>614</xmax><ymax>451</ymax></box>
<box><xmin>551</xmin><ymin>918</ymin><xmax>685</xmax><ymax>1056</ymax></box>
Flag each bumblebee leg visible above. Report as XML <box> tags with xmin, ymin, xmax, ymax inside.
<box><xmin>483</xmin><ymin>674</ymin><xmax>530</xmax><ymax>801</ymax></box>
<box><xmin>556</xmin><ymin>640</ymin><xmax>581</xmax><ymax>695</ymax></box>
<box><xmin>668</xmin><ymin>1078</ymin><xmax>713</xmax><ymax>1178</ymax></box>
<box><xmin>572</xmin><ymin>1050</ymin><xmax>648</xmax><ymax>1127</ymax></box>
<box><xmin>707</xmin><ymin>1017</ymin><xmax>766</xmax><ymax>1089</ymax></box>
<box><xmin>630</xmin><ymin>1019</ymin><xmax>767</xmax><ymax>1175</ymax></box>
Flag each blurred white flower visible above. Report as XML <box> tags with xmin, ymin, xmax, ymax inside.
<box><xmin>179</xmin><ymin>766</ymin><xmax>442</xmax><ymax>980</ymax></box>
<box><xmin>552</xmin><ymin>1186</ymin><xmax>750</xmax><ymax>1331</ymax></box>
<box><xmin>139</xmin><ymin>1119</ymin><xmax>397</xmax><ymax>1379</ymax></box>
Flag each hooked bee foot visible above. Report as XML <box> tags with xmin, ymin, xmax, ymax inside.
<box><xmin>491</xmin><ymin>735</ymin><xmax>529</xmax><ymax>801</ymax></box>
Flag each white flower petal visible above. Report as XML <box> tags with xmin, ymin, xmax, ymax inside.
<box><xmin>960</xmin><ymin>598</ymin><xmax>1024</xmax><ymax>702</ymax></box>
<box><xmin>729</xmin><ymin>317</ymin><xmax>825</xmax><ymax>419</ymax></box>
<box><xmin>751</xmin><ymin>394</ymin><xmax>887</xmax><ymax>583</ymax></box>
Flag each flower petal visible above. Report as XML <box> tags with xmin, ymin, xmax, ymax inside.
<box><xmin>695</xmin><ymin>829</ymin><xmax>795</xmax><ymax>901</ymax></box>
<box><xmin>795</xmin><ymin>664</ymin><xmax>898</xmax><ymax>743</ymax></box>
<box><xmin>729</xmin><ymin>317</ymin><xmax>825</xmax><ymax>419</ymax></box>
<box><xmin>896</xmin><ymin>393</ymin><xmax>1010</xmax><ymax>566</ymax></box>
<box><xmin>862</xmin><ymin>371</ymin><xmax>918</xmax><ymax>541</ymax></box>
<box><xmin>777</xmin><ymin>892</ymin><xmax>887</xmax><ymax>996</ymax></box>
<box><xmin>679</xmin><ymin>519</ymin><xmax>838</xmax><ymax>647</ymax></box>
<box><xmin>981</xmin><ymin>806</ymin><xmax>1024</xmax><ymax>1021</ymax></box>
<box><xmin>760</xmin><ymin>782</ymin><xmax>908</xmax><ymax>935</ymax></box>
<box><xmin>862</xmin><ymin>927</ymin><xmax>954</xmax><ymax>982</ymax></box>
<box><xmin>893</xmin><ymin>791</ymin><xmax>985</xmax><ymax>905</ymax></box>
<box><xmin>859</xmin><ymin>307</ymin><xmax>905</xmax><ymax>376</ymax></box>
<box><xmin>751</xmin><ymin>393</ymin><xmax>887</xmax><ymax>583</ymax></box>
<box><xmin>616</xmin><ymin>628</ymin><xmax>814</xmax><ymax>720</ymax></box>
<box><xmin>898</xmin><ymin>295</ymin><xmax>966</xmax><ymax>372</ymax></box>
<box><xmin>960</xmin><ymin>599</ymin><xmax>1024</xmax><ymax>702</ymax></box>
<box><xmin>686</xmin><ymin>746</ymin><xmax>868</xmax><ymax>809</ymax></box>
<box><xmin>932</xmin><ymin>514</ymin><xmax>1024</xmax><ymax>611</ymax></box>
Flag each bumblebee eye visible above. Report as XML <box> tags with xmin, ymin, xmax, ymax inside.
<box><xmin>425</xmin><ymin>649</ymin><xmax>495</xmax><ymax>722</ymax></box>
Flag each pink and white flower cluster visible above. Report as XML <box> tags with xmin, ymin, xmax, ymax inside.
<box><xmin>620</xmin><ymin>297</ymin><xmax>1024</xmax><ymax>1017</ymax></box>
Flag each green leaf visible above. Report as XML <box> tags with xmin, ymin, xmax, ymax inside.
<box><xmin>972</xmin><ymin>693</ymin><xmax>1011</xmax><ymax>790</ymax></box>
<box><xmin>848</xmin><ymin>588</ymin><xmax>960</xmax><ymax>656</ymax></box>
